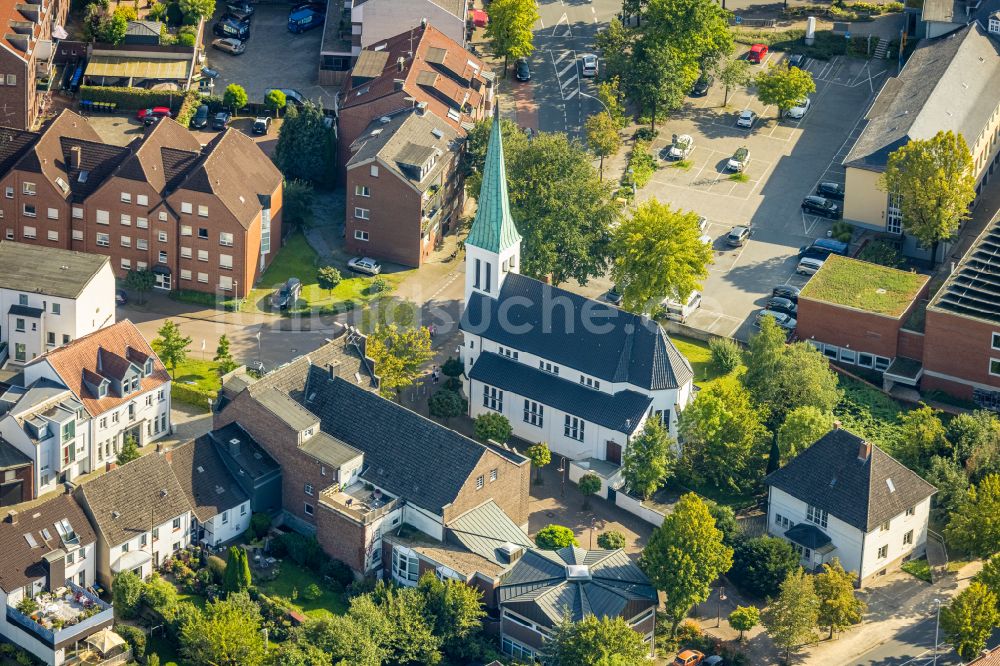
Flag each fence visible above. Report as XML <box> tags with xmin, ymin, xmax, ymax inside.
<box><xmin>729</xmin><ymin>17</ymin><xmax>777</xmax><ymax>27</ymax></box>
<box><xmin>614</xmin><ymin>492</ymin><xmax>666</xmax><ymax>527</ymax></box>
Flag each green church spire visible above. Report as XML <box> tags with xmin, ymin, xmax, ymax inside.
<box><xmin>465</xmin><ymin>110</ymin><xmax>522</xmax><ymax>254</ymax></box>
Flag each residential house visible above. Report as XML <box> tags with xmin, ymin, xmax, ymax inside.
<box><xmin>206</xmin><ymin>422</ymin><xmax>282</xmax><ymax>515</ymax></box>
<box><xmin>842</xmin><ymin>21</ymin><xmax>1000</xmax><ymax>261</ymax></box>
<box><xmin>337</xmin><ymin>23</ymin><xmax>492</xmax><ymax>174</ymax></box>
<box><xmin>344</xmin><ymin>107</ymin><xmax>464</xmax><ymax>266</ymax></box>
<box><xmin>0</xmin><ymin>241</ymin><xmax>115</xmax><ymax>365</ymax></box>
<box><xmin>167</xmin><ymin>437</ymin><xmax>251</xmax><ymax>547</ymax></box>
<box><xmin>0</xmin><ymin>110</ymin><xmax>283</xmax><ymax>294</ymax></box>
<box><xmin>496</xmin><ymin>546</ymin><xmax>658</xmax><ymax>661</ymax></box>
<box><xmin>0</xmin><ymin>0</ymin><xmax>69</xmax><ymax>130</ymax></box>
<box><xmin>0</xmin><ymin>439</ymin><xmax>32</xmax><ymax>505</ymax></box>
<box><xmin>318</xmin><ymin>2</ymin><xmax>470</xmax><ymax>85</ymax></box>
<box><xmin>22</xmin><ymin>319</ymin><xmax>172</xmax><ymax>467</ymax></box>
<box><xmin>460</xmin><ymin>112</ymin><xmax>695</xmax><ymax>468</ymax></box>
<box><xmin>765</xmin><ymin>426</ymin><xmax>936</xmax><ymax>586</ymax></box>
<box><xmin>0</xmin><ymin>494</ymin><xmax>112</xmax><ymax>666</ymax></box>
<box><xmin>74</xmin><ymin>452</ymin><xmax>193</xmax><ymax>588</ymax></box>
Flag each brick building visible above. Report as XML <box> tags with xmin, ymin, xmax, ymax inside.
<box><xmin>0</xmin><ymin>110</ymin><xmax>282</xmax><ymax>294</ymax></box>
<box><xmin>0</xmin><ymin>0</ymin><xmax>68</xmax><ymax>130</ymax></box>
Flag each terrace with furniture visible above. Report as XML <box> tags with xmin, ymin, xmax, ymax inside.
<box><xmin>6</xmin><ymin>582</ymin><xmax>113</xmax><ymax>649</ymax></box>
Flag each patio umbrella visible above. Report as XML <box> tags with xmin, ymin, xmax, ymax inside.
<box><xmin>85</xmin><ymin>628</ymin><xmax>126</xmax><ymax>655</ymax></box>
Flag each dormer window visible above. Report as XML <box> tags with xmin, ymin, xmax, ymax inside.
<box><xmin>98</xmin><ymin>383</ymin><xmax>107</xmax><ymax>398</ymax></box>
<box><xmin>302</xmin><ymin>427</ymin><xmax>315</xmax><ymax>441</ymax></box>
<box><xmin>144</xmin><ymin>359</ymin><xmax>153</xmax><ymax>376</ymax></box>
<box><xmin>130</xmin><ymin>376</ymin><xmax>140</xmax><ymax>393</ymax></box>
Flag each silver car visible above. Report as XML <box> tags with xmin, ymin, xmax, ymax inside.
<box><xmin>666</xmin><ymin>134</ymin><xmax>694</xmax><ymax>160</ymax></box>
<box><xmin>348</xmin><ymin>256</ymin><xmax>382</xmax><ymax>275</ymax></box>
<box><xmin>212</xmin><ymin>37</ymin><xmax>245</xmax><ymax>55</ymax></box>
<box><xmin>736</xmin><ymin>109</ymin><xmax>757</xmax><ymax>128</ymax></box>
<box><xmin>755</xmin><ymin>309</ymin><xmax>796</xmax><ymax>331</ymax></box>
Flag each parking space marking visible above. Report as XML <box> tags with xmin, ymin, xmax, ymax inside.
<box><xmin>548</xmin><ymin>49</ymin><xmax>579</xmax><ymax>102</ymax></box>
<box><xmin>552</xmin><ymin>12</ymin><xmax>572</xmax><ymax>37</ymax></box>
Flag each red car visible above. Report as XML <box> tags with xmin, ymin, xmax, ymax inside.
<box><xmin>748</xmin><ymin>43</ymin><xmax>768</xmax><ymax>64</ymax></box>
<box><xmin>136</xmin><ymin>107</ymin><xmax>172</xmax><ymax>124</ymax></box>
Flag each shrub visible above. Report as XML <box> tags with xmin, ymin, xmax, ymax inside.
<box><xmin>112</xmin><ymin>571</ymin><xmax>145</xmax><ymax>619</ymax></box>
<box><xmin>857</xmin><ymin>239</ymin><xmax>904</xmax><ymax>268</ymax></box>
<box><xmin>79</xmin><ymin>85</ymin><xmax>187</xmax><ymax>111</ymax></box>
<box><xmin>370</xmin><ymin>276</ymin><xmax>389</xmax><ymax>294</ymax></box>
<box><xmin>302</xmin><ymin>583</ymin><xmax>323</xmax><ymax>601</ymax></box>
<box><xmin>830</xmin><ymin>220</ymin><xmax>854</xmax><ymax>243</ymax></box>
<box><xmin>115</xmin><ymin>624</ymin><xmax>147</xmax><ymax>662</ymax></box>
<box><xmin>709</xmin><ymin>337</ymin><xmax>743</xmax><ymax>373</ymax></box>
<box><xmin>164</xmin><ymin>1</ymin><xmax>183</xmax><ymax>25</ymax></box>
<box><xmin>250</xmin><ymin>513</ymin><xmax>272</xmax><ymax>539</ymax></box>
<box><xmin>142</xmin><ymin>573</ymin><xmax>179</xmax><ymax>619</ymax></box>
<box><xmin>148</xmin><ymin>2</ymin><xmax>167</xmax><ymax>20</ymax></box>
<box><xmin>625</xmin><ymin>140</ymin><xmax>657</xmax><ymax>188</ymax></box>
<box><xmin>273</xmin><ymin>533</ymin><xmax>327</xmax><ymax>571</ymax></box>
<box><xmin>177</xmin><ymin>25</ymin><xmax>197</xmax><ymax>46</ymax></box>
<box><xmin>597</xmin><ymin>530</ymin><xmax>627</xmax><ymax>550</ymax></box>
<box><xmin>171</xmin><ymin>382</ymin><xmax>215</xmax><ymax>411</ymax></box>
<box><xmin>474</xmin><ymin>412</ymin><xmax>512</xmax><ymax>443</ymax></box>
<box><xmin>321</xmin><ymin>558</ymin><xmax>355</xmax><ymax>588</ymax></box>
<box><xmin>534</xmin><ymin>524</ymin><xmax>579</xmax><ymax>550</ymax></box>
<box><xmin>634</xmin><ymin>127</ymin><xmax>659</xmax><ymax>142</ymax></box>
<box><xmin>441</xmin><ymin>357</ymin><xmax>464</xmax><ymax>377</ymax></box>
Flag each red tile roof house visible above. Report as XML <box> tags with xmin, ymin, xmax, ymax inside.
<box><xmin>0</xmin><ymin>0</ymin><xmax>69</xmax><ymax>129</ymax></box>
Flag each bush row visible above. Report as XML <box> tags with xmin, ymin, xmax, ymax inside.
<box><xmin>79</xmin><ymin>85</ymin><xmax>188</xmax><ymax>111</ymax></box>
<box><xmin>171</xmin><ymin>382</ymin><xmax>215</xmax><ymax>411</ymax></box>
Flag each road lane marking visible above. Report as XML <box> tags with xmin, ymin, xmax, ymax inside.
<box><xmin>557</xmin><ymin>60</ymin><xmax>576</xmax><ymax>78</ymax></box>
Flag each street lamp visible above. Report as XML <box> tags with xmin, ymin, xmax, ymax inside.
<box><xmin>556</xmin><ymin>456</ymin><xmax>568</xmax><ymax>497</ymax></box>
<box><xmin>932</xmin><ymin>598</ymin><xmax>942</xmax><ymax>666</ymax></box>
<box><xmin>716</xmin><ymin>586</ymin><xmax>727</xmax><ymax>627</ymax></box>
<box><xmin>256</xmin><ymin>329</ymin><xmax>262</xmax><ymax>365</ymax></box>
<box><xmin>578</xmin><ymin>91</ymin><xmax>612</xmax><ymax>116</ymax></box>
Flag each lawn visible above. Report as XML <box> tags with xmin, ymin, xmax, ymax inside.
<box><xmin>834</xmin><ymin>376</ymin><xmax>911</xmax><ymax>455</ymax></box>
<box><xmin>256</xmin><ymin>562</ymin><xmax>348</xmax><ymax>619</ymax></box>
<box><xmin>901</xmin><ymin>558</ymin><xmax>932</xmax><ymax>583</ymax></box>
<box><xmin>671</xmin><ymin>335</ymin><xmax>728</xmax><ymax>393</ymax></box>
<box><xmin>799</xmin><ymin>255</ymin><xmax>929</xmax><ymax>317</ymax></box>
<box><xmin>167</xmin><ymin>357</ymin><xmax>223</xmax><ymax>411</ymax></box>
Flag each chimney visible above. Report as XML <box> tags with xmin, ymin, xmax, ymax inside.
<box><xmin>228</xmin><ymin>438</ymin><xmax>240</xmax><ymax>458</ymax></box>
<box><xmin>163</xmin><ymin>450</ymin><xmax>173</xmax><ymax>464</ymax></box>
<box><xmin>858</xmin><ymin>440</ymin><xmax>872</xmax><ymax>461</ymax></box>
<box><xmin>832</xmin><ymin>420</ymin><xmax>841</xmax><ymax>429</ymax></box>
<box><xmin>393</xmin><ymin>78</ymin><xmax>405</xmax><ymax>91</ymax></box>
<box><xmin>69</xmin><ymin>145</ymin><xmax>81</xmax><ymax>169</ymax></box>
<box><xmin>397</xmin><ymin>56</ymin><xmax>405</xmax><ymax>72</ymax></box>
<box><xmin>43</xmin><ymin>550</ymin><xmax>66</xmax><ymax>590</ymax></box>
<box><xmin>6</xmin><ymin>509</ymin><xmax>17</xmax><ymax>525</ymax></box>
<box><xmin>420</xmin><ymin>17</ymin><xmax>427</xmax><ymax>27</ymax></box>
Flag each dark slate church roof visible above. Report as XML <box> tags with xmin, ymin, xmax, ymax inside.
<box><xmin>766</xmin><ymin>428</ymin><xmax>936</xmax><ymax>532</ymax></box>
<box><xmin>462</xmin><ymin>273</ymin><xmax>693</xmax><ymax>391</ymax></box>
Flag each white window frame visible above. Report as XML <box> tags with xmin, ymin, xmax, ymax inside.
<box><xmin>137</xmin><ymin>194</ymin><xmax>149</xmax><ymax>206</ymax></box>
<box><xmin>181</xmin><ymin>202</ymin><xmax>193</xmax><ymax>214</ymax></box>
<box><xmin>354</xmin><ymin>207</ymin><xmax>370</xmax><ymax>220</ymax></box>
<box><xmin>354</xmin><ymin>230</ymin><xmax>369</xmax><ymax>241</ymax></box>
<box><xmin>355</xmin><ymin>185</ymin><xmax>371</xmax><ymax>197</ymax></box>
<box><xmin>564</xmin><ymin>415</ymin><xmax>584</xmax><ymax>441</ymax></box>
<box><xmin>96</xmin><ymin>233</ymin><xmax>110</xmax><ymax>247</ymax></box>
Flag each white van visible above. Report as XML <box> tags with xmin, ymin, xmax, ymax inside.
<box><xmin>663</xmin><ymin>291</ymin><xmax>702</xmax><ymax>322</ymax></box>
<box><xmin>796</xmin><ymin>256</ymin><xmax>825</xmax><ymax>275</ymax></box>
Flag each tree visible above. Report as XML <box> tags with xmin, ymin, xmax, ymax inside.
<box><xmin>644</xmin><ymin>0</ymin><xmax>734</xmax><ymax>77</ymax></box>
<box><xmin>584</xmin><ymin>112</ymin><xmax>622</xmax><ymax>181</ymax></box>
<box><xmin>178</xmin><ymin>0</ymin><xmax>214</xmax><ymax>19</ymax></box>
<box><xmin>264</xmin><ymin>89</ymin><xmax>287</xmax><ymax>116</ymax></box>
<box><xmin>213</xmin><ymin>334</ymin><xmax>237</xmax><ymax>375</ymax></box>
<box><xmin>317</xmin><ymin>266</ymin><xmax>342</xmax><ymax>295</ymax></box>
<box><xmin>124</xmin><ymin>269</ymin><xmax>155</xmax><ymax>305</ymax></box>
<box><xmin>762</xmin><ymin>567</ymin><xmax>819</xmax><ymax>663</ymax></box>
<box><xmin>473</xmin><ymin>412</ymin><xmax>512</xmax><ymax>443</ymax></box>
<box><xmin>484</xmin><ymin>0</ymin><xmax>538</xmax><ymax>72</ymax></box>
<box><xmin>729</xmin><ymin>605</ymin><xmax>760</xmax><ymax>640</ymax></box>
<box><xmin>777</xmin><ymin>406</ymin><xmax>833</xmax><ymax>466</ymax></box>
<box><xmin>897</xmin><ymin>403</ymin><xmax>949</xmax><ymax>472</ymax></box>
<box><xmin>596</xmin><ymin>77</ymin><xmax>628</xmax><ymax>129</ymax></box>
<box><xmin>282</xmin><ymin>179</ymin><xmax>314</xmax><ymax>229</ymax></box>
<box><xmin>441</xmin><ymin>357</ymin><xmax>463</xmax><ymax>378</ymax></box>
<box><xmin>366</xmin><ymin>324</ymin><xmax>432</xmax><ymax>399</ymax></box>
<box><xmin>223</xmin><ymin>547</ymin><xmax>251</xmax><ymax>593</ymax></box>
<box><xmin>611</xmin><ymin>198</ymin><xmax>714</xmax><ymax>314</ymax></box>
<box><xmin>728</xmin><ymin>536</ymin><xmax>800</xmax><ymax>599</ymax></box>
<box><xmin>428</xmin><ymin>388</ymin><xmax>466</xmax><ymax>424</ymax></box>
<box><xmin>973</xmin><ymin>555</ymin><xmax>1000</xmax><ymax>607</ymax></box>
<box><xmin>622</xmin><ymin>420</ymin><xmax>675</xmax><ymax>499</ymax></box>
<box><xmin>417</xmin><ymin>573</ymin><xmax>485</xmax><ymax>659</ymax></box>
<box><xmin>716</xmin><ymin>57</ymin><xmax>752</xmax><ymax>107</ymax></box>
<box><xmin>945</xmin><ymin>473</ymin><xmax>1000</xmax><ymax>558</ymax></box>
<box><xmin>153</xmin><ymin>320</ymin><xmax>191</xmax><ymax>379</ymax></box>
<box><xmin>366</xmin><ymin>584</ymin><xmax>442</xmax><ymax>665</ymax></box>
<box><xmin>274</xmin><ymin>102</ymin><xmax>334</xmax><ymax>183</ymax></box>
<box><xmin>597</xmin><ymin>530</ymin><xmax>627</xmax><ymax>550</ymax></box>
<box><xmin>99</xmin><ymin>9</ymin><xmax>128</xmax><ymax>44</ymax></box>
<box><xmin>640</xmin><ymin>493</ymin><xmax>733</xmax><ymax>635</ymax></box>
<box><xmin>947</xmin><ymin>410</ymin><xmax>1000</xmax><ymax>480</ymax></box>
<box><xmin>535</xmin><ymin>524</ymin><xmax>579</xmax><ymax>550</ymax></box>
<box><xmin>925</xmin><ymin>455</ymin><xmax>970</xmax><ymax>523</ymax></box>
<box><xmin>116</xmin><ymin>434</ymin><xmax>141</xmax><ymax>465</ymax></box>
<box><xmin>222</xmin><ymin>83</ymin><xmax>248</xmax><ymax>113</ymax></box>
<box><xmin>578</xmin><ymin>472</ymin><xmax>602</xmax><ymax>510</ymax></box>
<box><xmin>112</xmin><ymin>570</ymin><xmax>145</xmax><ymax>619</ymax></box>
<box><xmin>815</xmin><ymin>559</ymin><xmax>866</xmax><ymax>639</ymax></box>
<box><xmin>595</xmin><ymin>20</ymin><xmax>633</xmax><ymax>84</ymax></box>
<box><xmin>626</xmin><ymin>34</ymin><xmax>688</xmax><ymax>130</ymax></box>
<box><xmin>940</xmin><ymin>582</ymin><xmax>1000</xmax><ymax>661</ymax></box>
<box><xmin>296</xmin><ymin>613</ymin><xmax>385</xmax><ymax>666</ymax></box>
<box><xmin>526</xmin><ymin>442</ymin><xmax>551</xmax><ymax>485</ymax></box>
<box><xmin>706</xmin><ymin>500</ymin><xmax>740</xmax><ymax>546</ymax></box>
<box><xmin>180</xmin><ymin>592</ymin><xmax>267</xmax><ymax>666</ymax></box>
<box><xmin>542</xmin><ymin>615</ymin><xmax>651</xmax><ymax>666</ymax></box>
<box><xmin>709</xmin><ymin>336</ymin><xmax>743</xmax><ymax>373</ymax></box>
<box><xmin>880</xmin><ymin>131</ymin><xmax>976</xmax><ymax>263</ymax></box>
<box><xmin>754</xmin><ymin>65</ymin><xmax>816</xmax><ymax>119</ymax></box>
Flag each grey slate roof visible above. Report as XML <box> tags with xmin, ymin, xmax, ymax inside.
<box><xmin>447</xmin><ymin>500</ymin><xmax>533</xmax><ymax>565</ymax></box>
<box><xmin>299</xmin><ymin>431</ymin><xmax>363</xmax><ymax>470</ymax></box>
<box><xmin>9</xmin><ymin>304</ymin><xmax>43</xmax><ymax>318</ymax></box>
<box><xmin>0</xmin><ymin>438</ymin><xmax>31</xmax><ymax>470</ymax></box>
<box><xmin>469</xmin><ymin>352</ymin><xmax>651</xmax><ymax>433</ymax></box>
<box><xmin>845</xmin><ymin>23</ymin><xmax>1000</xmax><ymax>172</ymax></box>
<box><xmin>254</xmin><ymin>387</ymin><xmax>319</xmax><ymax>432</ymax></box>
<box><xmin>766</xmin><ymin>428</ymin><xmax>936</xmax><ymax>532</ymax></box>
<box><xmin>0</xmin><ymin>242</ymin><xmax>110</xmax><ymax>299</ymax></box>
<box><xmin>497</xmin><ymin>547</ymin><xmax>657</xmax><ymax>628</ymax></box>
<box><xmin>208</xmin><ymin>423</ymin><xmax>281</xmax><ymax>482</ymax></box>
<box><xmin>168</xmin><ymin>437</ymin><xmax>249</xmax><ymax>523</ymax></box>
<box><xmin>462</xmin><ymin>273</ymin><xmax>694</xmax><ymax>391</ymax></box>
<box><xmin>784</xmin><ymin>523</ymin><xmax>833</xmax><ymax>550</ymax></box>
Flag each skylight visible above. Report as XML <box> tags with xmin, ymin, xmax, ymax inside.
<box><xmin>40</xmin><ymin>528</ymin><xmax>52</xmax><ymax>541</ymax></box>
<box><xmin>886</xmin><ymin>478</ymin><xmax>896</xmax><ymax>493</ymax></box>
<box><xmin>24</xmin><ymin>532</ymin><xmax>38</xmax><ymax>548</ymax></box>
<box><xmin>566</xmin><ymin>565</ymin><xmax>591</xmax><ymax>581</ymax></box>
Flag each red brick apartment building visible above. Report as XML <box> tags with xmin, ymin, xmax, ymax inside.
<box><xmin>0</xmin><ymin>0</ymin><xmax>68</xmax><ymax>130</ymax></box>
<box><xmin>0</xmin><ymin>110</ymin><xmax>282</xmax><ymax>294</ymax></box>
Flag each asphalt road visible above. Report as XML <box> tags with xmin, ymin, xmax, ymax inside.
<box><xmin>853</xmin><ymin>621</ymin><xmax>998</xmax><ymax>665</ymax></box>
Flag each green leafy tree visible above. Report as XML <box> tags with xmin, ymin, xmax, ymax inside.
<box><xmin>484</xmin><ymin>0</ymin><xmax>538</xmax><ymax>72</ymax></box>
<box><xmin>366</xmin><ymin>324</ymin><xmax>433</xmax><ymax>399</ymax></box>
<box><xmin>925</xmin><ymin>454</ymin><xmax>970</xmax><ymax>523</ymax></box>
<box><xmin>296</xmin><ymin>612</ymin><xmax>386</xmax><ymax>666</ymax></box>
<box><xmin>716</xmin><ymin>56</ymin><xmax>752</xmax><ymax>107</ymax></box>
<box><xmin>729</xmin><ymin>605</ymin><xmax>760</xmax><ymax>640</ymax></box>
<box><xmin>223</xmin><ymin>546</ymin><xmax>251</xmax><ymax>593</ymax></box>
<box><xmin>940</xmin><ymin>582</ymin><xmax>1000</xmax><ymax>661</ymax></box>
<box><xmin>143</xmin><ymin>573</ymin><xmax>179</xmax><ymax>620</ymax></box>
<box><xmin>597</xmin><ymin>530</ymin><xmax>627</xmax><ymax>550</ymax></box>
<box><xmin>535</xmin><ymin>524</ymin><xmax>579</xmax><ymax>550</ymax></box>
<box><xmin>815</xmin><ymin>559</ymin><xmax>866</xmax><ymax>639</ymax></box>
<box><xmin>584</xmin><ymin>112</ymin><xmax>622</xmax><ymax>181</ymax></box>
<box><xmin>880</xmin><ymin>130</ymin><xmax>976</xmax><ymax>263</ymax></box>
<box><xmin>729</xmin><ymin>535</ymin><xmax>800</xmax><ymax>599</ymax></box>
<box><xmin>754</xmin><ymin>65</ymin><xmax>816</xmax><ymax>119</ymax></box>
<box><xmin>124</xmin><ymin>269</ymin><xmax>155</xmax><ymax>305</ymax></box>
<box><xmin>947</xmin><ymin>410</ymin><xmax>1000</xmax><ymax>480</ymax></box>
<box><xmin>178</xmin><ymin>0</ymin><xmax>214</xmax><ymax>19</ymax></box>
<box><xmin>367</xmin><ymin>583</ymin><xmax>442</xmax><ymax>665</ymax></box>
<box><xmin>622</xmin><ymin>419</ymin><xmax>675</xmax><ymax>500</ymax></box>
<box><xmin>709</xmin><ymin>336</ymin><xmax>743</xmax><ymax>374</ymax></box>
<box><xmin>417</xmin><ymin>573</ymin><xmax>485</xmax><ymax>659</ymax></box>
<box><xmin>274</xmin><ymin>102</ymin><xmax>334</xmax><ymax>183</ymax></box>
<box><xmin>626</xmin><ymin>34</ymin><xmax>689</xmax><ymax>130</ymax></box>
<box><xmin>640</xmin><ymin>493</ymin><xmax>734</xmax><ymax>635</ymax></box>
<box><xmin>596</xmin><ymin>77</ymin><xmax>628</xmax><ymax>129</ymax></box>
<box><xmin>222</xmin><ymin>83</ymin><xmax>248</xmax><ymax>113</ymax></box>
<box><xmin>595</xmin><ymin>20</ymin><xmax>633</xmax><ymax>84</ymax></box>
<box><xmin>153</xmin><ymin>320</ymin><xmax>191</xmax><ymax>379</ymax></box>
<box><xmin>112</xmin><ymin>570</ymin><xmax>145</xmax><ymax>619</ymax></box>
<box><xmin>441</xmin><ymin>357</ymin><xmax>463</xmax><ymax>378</ymax></box>
<box><xmin>180</xmin><ymin>591</ymin><xmax>267</xmax><ymax>666</ymax></box>
<box><xmin>526</xmin><ymin>442</ymin><xmax>551</xmax><ymax>484</ymax></box>
<box><xmin>100</xmin><ymin>9</ymin><xmax>128</xmax><ymax>44</ymax></box>
<box><xmin>264</xmin><ymin>89</ymin><xmax>287</xmax><ymax>116</ymax></box>
<box><xmin>973</xmin><ymin>555</ymin><xmax>1000</xmax><ymax>608</ymax></box>
<box><xmin>897</xmin><ymin>403</ymin><xmax>949</xmax><ymax>472</ymax></box>
<box><xmin>611</xmin><ymin>198</ymin><xmax>714</xmax><ymax>314</ymax></box>
<box><xmin>213</xmin><ymin>334</ymin><xmax>237</xmax><ymax>375</ymax></box>
<box><xmin>578</xmin><ymin>472</ymin><xmax>602</xmax><ymax>510</ymax></box>
<box><xmin>116</xmin><ymin>434</ymin><xmax>141</xmax><ymax>465</ymax></box>
<box><xmin>706</xmin><ymin>500</ymin><xmax>740</xmax><ymax>546</ymax></box>
<box><xmin>282</xmin><ymin>179</ymin><xmax>314</xmax><ymax>229</ymax></box>
<box><xmin>428</xmin><ymin>388</ymin><xmax>466</xmax><ymax>424</ymax></box>
<box><xmin>473</xmin><ymin>412</ymin><xmax>512</xmax><ymax>444</ymax></box>
<box><xmin>317</xmin><ymin>266</ymin><xmax>342</xmax><ymax>295</ymax></box>
<box><xmin>266</xmin><ymin>642</ymin><xmax>331</xmax><ymax>666</ymax></box>
<box><xmin>762</xmin><ymin>567</ymin><xmax>819</xmax><ymax>663</ymax></box>
<box><xmin>777</xmin><ymin>406</ymin><xmax>833</xmax><ymax>466</ymax></box>
<box><xmin>644</xmin><ymin>0</ymin><xmax>734</xmax><ymax>78</ymax></box>
<box><xmin>542</xmin><ymin>615</ymin><xmax>651</xmax><ymax>666</ymax></box>
<box><xmin>945</xmin><ymin>473</ymin><xmax>1000</xmax><ymax>558</ymax></box>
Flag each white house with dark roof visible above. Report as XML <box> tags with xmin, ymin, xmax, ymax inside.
<box><xmin>765</xmin><ymin>426</ymin><xmax>936</xmax><ymax>586</ymax></box>
<box><xmin>460</xmin><ymin>115</ymin><xmax>694</xmax><ymax>465</ymax></box>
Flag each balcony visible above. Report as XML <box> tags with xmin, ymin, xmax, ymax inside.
<box><xmin>320</xmin><ymin>481</ymin><xmax>399</xmax><ymax>525</ymax></box>
<box><xmin>6</xmin><ymin>583</ymin><xmax>113</xmax><ymax>647</ymax></box>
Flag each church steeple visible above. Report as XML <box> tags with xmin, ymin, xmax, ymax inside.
<box><xmin>464</xmin><ymin>108</ymin><xmax>522</xmax><ymax>303</ymax></box>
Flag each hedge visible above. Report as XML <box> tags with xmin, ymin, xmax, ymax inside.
<box><xmin>171</xmin><ymin>382</ymin><xmax>215</xmax><ymax>411</ymax></box>
<box><xmin>174</xmin><ymin>90</ymin><xmax>201</xmax><ymax>127</ymax></box>
<box><xmin>79</xmin><ymin>85</ymin><xmax>188</xmax><ymax>110</ymax></box>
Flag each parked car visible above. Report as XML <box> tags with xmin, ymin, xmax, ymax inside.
<box><xmin>736</xmin><ymin>109</ymin><xmax>757</xmax><ymax>128</ymax></box>
<box><xmin>747</xmin><ymin>43</ymin><xmax>768</xmax><ymax>63</ymax></box>
<box><xmin>190</xmin><ymin>104</ymin><xmax>210</xmax><ymax>129</ymax></box>
<box><xmin>787</xmin><ymin>53</ymin><xmax>805</xmax><ymax>68</ymax></box>
<box><xmin>767</xmin><ymin>296</ymin><xmax>798</xmax><ymax>317</ymax></box>
<box><xmin>221</xmin><ymin>10</ymin><xmax>251</xmax><ymax>23</ymax></box>
<box><xmin>664</xmin><ymin>134</ymin><xmax>694</xmax><ymax>160</ymax></box>
<box><xmin>115</xmin><ymin>289</ymin><xmax>127</xmax><ymax>306</ymax></box>
<box><xmin>212</xmin><ymin>111</ymin><xmax>232</xmax><ymax>130</ymax></box>
<box><xmin>786</xmin><ymin>97</ymin><xmax>811</xmax><ymax>119</ymax></box>
<box><xmin>772</xmin><ymin>284</ymin><xmax>801</xmax><ymax>303</ymax></box>
<box><xmin>581</xmin><ymin>53</ymin><xmax>599</xmax><ymax>76</ymax></box>
<box><xmin>200</xmin><ymin>66</ymin><xmax>219</xmax><ymax>79</ymax></box>
<box><xmin>212</xmin><ymin>37</ymin><xmax>246</xmax><ymax>55</ymax></box>
<box><xmin>726</xmin><ymin>225</ymin><xmax>751</xmax><ymax>247</ymax></box>
<box><xmin>270</xmin><ymin>277</ymin><xmax>302</xmax><ymax>310</ymax></box>
<box><xmin>137</xmin><ymin>106</ymin><xmax>171</xmax><ymax>124</ymax></box>
<box><xmin>704</xmin><ymin>656</ymin><xmax>725</xmax><ymax>666</ymax></box>
<box><xmin>663</xmin><ymin>291</ymin><xmax>702</xmax><ymax>322</ymax></box>
<box><xmin>690</xmin><ymin>73</ymin><xmax>713</xmax><ymax>96</ymax></box>
<box><xmin>756</xmin><ymin>309</ymin><xmax>796</xmax><ymax>331</ymax></box>
<box><xmin>348</xmin><ymin>256</ymin><xmax>381</xmax><ymax>275</ymax></box>
<box><xmin>727</xmin><ymin>146</ymin><xmax>750</xmax><ymax>171</ymax></box>
<box><xmin>252</xmin><ymin>116</ymin><xmax>271</xmax><ymax>135</ymax></box>
<box><xmin>288</xmin><ymin>6</ymin><xmax>324</xmax><ymax>32</ymax></box>
<box><xmin>796</xmin><ymin>256</ymin><xmax>825</xmax><ymax>275</ymax></box>
<box><xmin>801</xmin><ymin>195</ymin><xmax>841</xmax><ymax>219</ymax></box>
<box><xmin>674</xmin><ymin>650</ymin><xmax>705</xmax><ymax>666</ymax></box>
<box><xmin>816</xmin><ymin>181</ymin><xmax>845</xmax><ymax>200</ymax></box>
<box><xmin>515</xmin><ymin>58</ymin><xmax>531</xmax><ymax>81</ymax></box>
<box><xmin>606</xmin><ymin>286</ymin><xmax>623</xmax><ymax>305</ymax></box>
<box><xmin>698</xmin><ymin>216</ymin><xmax>708</xmax><ymax>233</ymax></box>
<box><xmin>214</xmin><ymin>16</ymin><xmax>250</xmax><ymax>39</ymax></box>
<box><xmin>265</xmin><ymin>88</ymin><xmax>305</xmax><ymax>106</ymax></box>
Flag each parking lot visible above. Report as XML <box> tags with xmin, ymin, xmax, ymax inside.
<box><xmin>201</xmin><ymin>3</ymin><xmax>337</xmax><ymax>109</ymax></box>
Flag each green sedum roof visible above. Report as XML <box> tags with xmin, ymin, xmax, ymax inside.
<box><xmin>799</xmin><ymin>255</ymin><xmax>928</xmax><ymax>317</ymax></box>
<box><xmin>466</xmin><ymin>114</ymin><xmax>522</xmax><ymax>254</ymax></box>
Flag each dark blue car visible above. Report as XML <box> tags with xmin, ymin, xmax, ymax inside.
<box><xmin>288</xmin><ymin>7</ymin><xmax>323</xmax><ymax>33</ymax></box>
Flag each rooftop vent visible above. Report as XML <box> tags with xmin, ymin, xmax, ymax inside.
<box><xmin>566</xmin><ymin>565</ymin><xmax>591</xmax><ymax>581</ymax></box>
<box><xmin>111</xmin><ymin>511</ymin><xmax>121</xmax><ymax>520</ymax></box>
<box><xmin>196</xmin><ymin>465</ymin><xmax>205</xmax><ymax>473</ymax></box>
<box><xmin>497</xmin><ymin>542</ymin><xmax>524</xmax><ymax>564</ymax></box>
<box><xmin>431</xmin><ymin>128</ymin><xmax>443</xmax><ymax>139</ymax></box>
<box><xmin>379</xmin><ymin>116</ymin><xmax>391</xmax><ymax>124</ymax></box>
